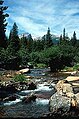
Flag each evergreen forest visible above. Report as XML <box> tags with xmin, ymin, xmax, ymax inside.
<box><xmin>0</xmin><ymin>0</ymin><xmax>79</xmax><ymax>72</ymax></box>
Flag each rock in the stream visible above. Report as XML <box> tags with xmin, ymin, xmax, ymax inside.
<box><xmin>0</xmin><ymin>91</ymin><xmax>8</xmax><ymax>100</ymax></box>
<box><xmin>55</xmin><ymin>80</ymin><xmax>73</xmax><ymax>95</ymax></box>
<box><xmin>65</xmin><ymin>76</ymin><xmax>79</xmax><ymax>82</ymax></box>
<box><xmin>75</xmin><ymin>93</ymin><xmax>79</xmax><ymax>108</ymax></box>
<box><xmin>49</xmin><ymin>92</ymin><xmax>71</xmax><ymax>112</ymax></box>
<box><xmin>16</xmin><ymin>68</ymin><xmax>30</xmax><ymax>74</ymax></box>
<box><xmin>3</xmin><ymin>95</ymin><xmax>16</xmax><ymax>101</ymax></box>
<box><xmin>28</xmin><ymin>82</ymin><xmax>37</xmax><ymax>90</ymax></box>
<box><xmin>49</xmin><ymin>76</ymin><xmax>79</xmax><ymax>113</ymax></box>
<box><xmin>26</xmin><ymin>75</ymin><xmax>33</xmax><ymax>79</ymax></box>
<box><xmin>8</xmin><ymin>85</ymin><xmax>17</xmax><ymax>93</ymax></box>
<box><xmin>22</xmin><ymin>93</ymin><xmax>37</xmax><ymax>103</ymax></box>
<box><xmin>27</xmin><ymin>63</ymin><xmax>33</xmax><ymax>68</ymax></box>
<box><xmin>0</xmin><ymin>82</ymin><xmax>18</xmax><ymax>100</ymax></box>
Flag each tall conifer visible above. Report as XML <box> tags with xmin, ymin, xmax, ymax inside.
<box><xmin>0</xmin><ymin>0</ymin><xmax>9</xmax><ymax>48</ymax></box>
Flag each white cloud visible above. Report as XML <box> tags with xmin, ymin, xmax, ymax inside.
<box><xmin>10</xmin><ymin>15</ymin><xmax>47</xmax><ymax>36</ymax></box>
<box><xmin>5</xmin><ymin>0</ymin><xmax>79</xmax><ymax>38</ymax></box>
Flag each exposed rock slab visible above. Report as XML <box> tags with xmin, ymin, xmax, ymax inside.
<box><xmin>16</xmin><ymin>68</ymin><xmax>30</xmax><ymax>74</ymax></box>
<box><xmin>49</xmin><ymin>92</ymin><xmax>71</xmax><ymax>112</ymax></box>
<box><xmin>49</xmin><ymin>76</ymin><xmax>79</xmax><ymax>113</ymax></box>
<box><xmin>65</xmin><ymin>76</ymin><xmax>79</xmax><ymax>82</ymax></box>
<box><xmin>55</xmin><ymin>80</ymin><xmax>73</xmax><ymax>95</ymax></box>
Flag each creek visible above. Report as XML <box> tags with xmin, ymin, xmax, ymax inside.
<box><xmin>0</xmin><ymin>68</ymin><xmax>67</xmax><ymax>118</ymax></box>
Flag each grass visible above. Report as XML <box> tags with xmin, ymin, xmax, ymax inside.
<box><xmin>64</xmin><ymin>66</ymin><xmax>74</xmax><ymax>72</ymax></box>
<box><xmin>36</xmin><ymin>63</ymin><xmax>47</xmax><ymax>68</ymax></box>
<box><xmin>12</xmin><ymin>74</ymin><xmax>26</xmax><ymax>82</ymax></box>
<box><xmin>63</xmin><ymin>64</ymin><xmax>79</xmax><ymax>72</ymax></box>
<box><xmin>73</xmin><ymin>63</ymin><xmax>79</xmax><ymax>70</ymax></box>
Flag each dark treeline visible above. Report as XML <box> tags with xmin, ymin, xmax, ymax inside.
<box><xmin>0</xmin><ymin>0</ymin><xmax>79</xmax><ymax>72</ymax></box>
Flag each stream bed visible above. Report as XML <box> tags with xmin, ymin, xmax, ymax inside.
<box><xmin>0</xmin><ymin>68</ymin><xmax>67</xmax><ymax>118</ymax></box>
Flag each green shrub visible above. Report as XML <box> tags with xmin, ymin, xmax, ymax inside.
<box><xmin>36</xmin><ymin>63</ymin><xmax>47</xmax><ymax>68</ymax></box>
<box><xmin>13</xmin><ymin>74</ymin><xmax>26</xmax><ymax>82</ymax></box>
<box><xmin>73</xmin><ymin>63</ymin><xmax>79</xmax><ymax>70</ymax></box>
<box><xmin>64</xmin><ymin>66</ymin><xmax>73</xmax><ymax>71</ymax></box>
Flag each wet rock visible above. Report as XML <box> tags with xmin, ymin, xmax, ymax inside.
<box><xmin>19</xmin><ymin>81</ymin><xmax>28</xmax><ymax>85</ymax></box>
<box><xmin>36</xmin><ymin>93</ymin><xmax>51</xmax><ymax>99</ymax></box>
<box><xmin>3</xmin><ymin>95</ymin><xmax>16</xmax><ymax>102</ymax></box>
<box><xmin>5</xmin><ymin>84</ymin><xmax>17</xmax><ymax>93</ymax></box>
<box><xmin>15</xmin><ymin>81</ymin><xmax>28</xmax><ymax>91</ymax></box>
<box><xmin>27</xmin><ymin>63</ymin><xmax>33</xmax><ymax>68</ymax></box>
<box><xmin>28</xmin><ymin>82</ymin><xmax>37</xmax><ymax>90</ymax></box>
<box><xmin>0</xmin><ymin>91</ymin><xmax>8</xmax><ymax>99</ymax></box>
<box><xmin>26</xmin><ymin>75</ymin><xmax>33</xmax><ymax>79</ymax></box>
<box><xmin>49</xmin><ymin>84</ymin><xmax>55</xmax><ymax>89</ymax></box>
<box><xmin>22</xmin><ymin>93</ymin><xmax>37</xmax><ymax>103</ymax></box>
<box><xmin>0</xmin><ymin>82</ymin><xmax>18</xmax><ymax>100</ymax></box>
<box><xmin>16</xmin><ymin>68</ymin><xmax>30</xmax><ymax>74</ymax></box>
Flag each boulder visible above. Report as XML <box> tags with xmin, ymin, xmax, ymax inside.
<box><xmin>55</xmin><ymin>80</ymin><xmax>65</xmax><ymax>92</ymax></box>
<box><xmin>55</xmin><ymin>80</ymin><xmax>73</xmax><ymax>95</ymax></box>
<box><xmin>5</xmin><ymin>84</ymin><xmax>17</xmax><ymax>93</ymax></box>
<box><xmin>70</xmin><ymin>96</ymin><xmax>77</xmax><ymax>108</ymax></box>
<box><xmin>0</xmin><ymin>91</ymin><xmax>8</xmax><ymax>99</ymax></box>
<box><xmin>28</xmin><ymin>82</ymin><xmax>37</xmax><ymax>90</ymax></box>
<box><xmin>49</xmin><ymin>77</ymin><xmax>79</xmax><ymax>113</ymax></box>
<box><xmin>49</xmin><ymin>92</ymin><xmax>79</xmax><ymax>113</ymax></box>
<box><xmin>17</xmin><ymin>68</ymin><xmax>30</xmax><ymax>74</ymax></box>
<box><xmin>22</xmin><ymin>93</ymin><xmax>36</xmax><ymax>103</ymax></box>
<box><xmin>6</xmin><ymin>74</ymin><xmax>12</xmax><ymax>78</ymax></box>
<box><xmin>62</xmin><ymin>83</ymin><xmax>73</xmax><ymax>94</ymax></box>
<box><xmin>0</xmin><ymin>82</ymin><xmax>18</xmax><ymax>97</ymax></box>
<box><xmin>70</xmin><ymin>71</ymin><xmax>78</xmax><ymax>76</ymax></box>
<box><xmin>26</xmin><ymin>75</ymin><xmax>33</xmax><ymax>79</ymax></box>
<box><xmin>27</xmin><ymin>63</ymin><xmax>33</xmax><ymax>68</ymax></box>
<box><xmin>3</xmin><ymin>95</ymin><xmax>16</xmax><ymax>102</ymax></box>
<box><xmin>49</xmin><ymin>92</ymin><xmax>71</xmax><ymax>112</ymax></box>
<box><xmin>66</xmin><ymin>92</ymin><xmax>74</xmax><ymax>98</ymax></box>
<box><xmin>65</xmin><ymin>76</ymin><xmax>79</xmax><ymax>82</ymax></box>
<box><xmin>75</xmin><ymin>93</ymin><xmax>79</xmax><ymax>108</ymax></box>
<box><xmin>36</xmin><ymin>93</ymin><xmax>51</xmax><ymax>99</ymax></box>
<box><xmin>20</xmin><ymin>81</ymin><xmax>28</xmax><ymax>85</ymax></box>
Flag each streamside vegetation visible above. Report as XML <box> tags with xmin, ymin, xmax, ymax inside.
<box><xmin>0</xmin><ymin>0</ymin><xmax>79</xmax><ymax>72</ymax></box>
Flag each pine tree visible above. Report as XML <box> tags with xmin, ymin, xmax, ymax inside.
<box><xmin>8</xmin><ymin>22</ymin><xmax>20</xmax><ymax>55</ymax></box>
<box><xmin>20</xmin><ymin>35</ymin><xmax>27</xmax><ymax>48</ymax></box>
<box><xmin>0</xmin><ymin>0</ymin><xmax>9</xmax><ymax>48</ymax></box>
<box><xmin>71</xmin><ymin>31</ymin><xmax>77</xmax><ymax>46</ymax></box>
<box><xmin>9</xmin><ymin>22</ymin><xmax>19</xmax><ymax>41</ymax></box>
<box><xmin>59</xmin><ymin>34</ymin><xmax>62</xmax><ymax>44</ymax></box>
<box><xmin>45</xmin><ymin>27</ymin><xmax>53</xmax><ymax>48</ymax></box>
<box><xmin>27</xmin><ymin>34</ymin><xmax>33</xmax><ymax>52</ymax></box>
<box><xmin>63</xmin><ymin>28</ymin><xmax>66</xmax><ymax>40</ymax></box>
<box><xmin>6</xmin><ymin>23</ymin><xmax>20</xmax><ymax>69</ymax></box>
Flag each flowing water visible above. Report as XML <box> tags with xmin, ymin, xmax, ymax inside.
<box><xmin>0</xmin><ymin>68</ymin><xmax>67</xmax><ymax>118</ymax></box>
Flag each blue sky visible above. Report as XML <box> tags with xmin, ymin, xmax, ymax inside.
<box><xmin>4</xmin><ymin>0</ymin><xmax>79</xmax><ymax>38</ymax></box>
